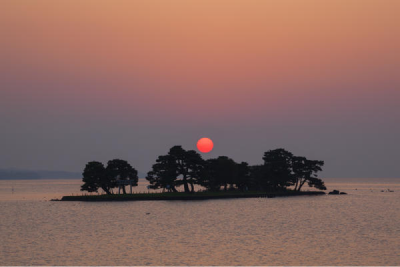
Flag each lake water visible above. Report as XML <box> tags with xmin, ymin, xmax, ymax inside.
<box><xmin>0</xmin><ymin>178</ymin><xmax>399</xmax><ymax>265</ymax></box>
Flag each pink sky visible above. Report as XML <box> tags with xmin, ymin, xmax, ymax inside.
<box><xmin>0</xmin><ymin>0</ymin><xmax>399</xmax><ymax>177</ymax></box>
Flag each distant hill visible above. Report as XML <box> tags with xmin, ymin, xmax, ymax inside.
<box><xmin>0</xmin><ymin>169</ymin><xmax>80</xmax><ymax>180</ymax></box>
<box><xmin>0</xmin><ymin>169</ymin><xmax>147</xmax><ymax>180</ymax></box>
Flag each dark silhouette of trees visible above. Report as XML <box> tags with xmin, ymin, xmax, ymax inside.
<box><xmin>262</xmin><ymin>148</ymin><xmax>295</xmax><ymax>190</ymax></box>
<box><xmin>81</xmin><ymin>161</ymin><xmax>105</xmax><ymax>193</ymax></box>
<box><xmin>206</xmin><ymin>156</ymin><xmax>237</xmax><ymax>191</ymax></box>
<box><xmin>292</xmin><ymin>156</ymin><xmax>325</xmax><ymax>191</ymax></box>
<box><xmin>234</xmin><ymin>162</ymin><xmax>251</xmax><ymax>191</ymax></box>
<box><xmin>146</xmin><ymin>146</ymin><xmax>204</xmax><ymax>193</ymax></box>
<box><xmin>199</xmin><ymin>157</ymin><xmax>250</xmax><ymax>191</ymax></box>
<box><xmin>173</xmin><ymin>147</ymin><xmax>204</xmax><ymax>193</ymax></box>
<box><xmin>217</xmin><ymin>156</ymin><xmax>238</xmax><ymax>191</ymax></box>
<box><xmin>81</xmin><ymin>161</ymin><xmax>115</xmax><ymax>195</ymax></box>
<box><xmin>106</xmin><ymin>159</ymin><xmax>138</xmax><ymax>194</ymax></box>
<box><xmin>254</xmin><ymin>148</ymin><xmax>325</xmax><ymax>192</ymax></box>
<box><xmin>81</xmin><ymin>147</ymin><xmax>326</xmax><ymax>195</ymax></box>
<box><xmin>146</xmin><ymin>155</ymin><xmax>179</xmax><ymax>192</ymax></box>
<box><xmin>81</xmin><ymin>159</ymin><xmax>138</xmax><ymax>195</ymax></box>
<box><xmin>247</xmin><ymin>165</ymin><xmax>266</xmax><ymax>190</ymax></box>
<box><xmin>146</xmin><ymin>146</ymin><xmax>325</xmax><ymax>193</ymax></box>
<box><xmin>198</xmin><ymin>159</ymin><xmax>218</xmax><ymax>191</ymax></box>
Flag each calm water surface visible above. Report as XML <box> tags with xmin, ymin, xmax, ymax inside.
<box><xmin>0</xmin><ymin>178</ymin><xmax>399</xmax><ymax>265</ymax></box>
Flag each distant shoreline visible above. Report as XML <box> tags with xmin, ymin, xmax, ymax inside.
<box><xmin>0</xmin><ymin>177</ymin><xmax>81</xmax><ymax>180</ymax></box>
<box><xmin>57</xmin><ymin>190</ymin><xmax>325</xmax><ymax>202</ymax></box>
<box><xmin>0</xmin><ymin>169</ymin><xmax>146</xmax><ymax>180</ymax></box>
<box><xmin>0</xmin><ymin>177</ymin><xmax>150</xmax><ymax>180</ymax></box>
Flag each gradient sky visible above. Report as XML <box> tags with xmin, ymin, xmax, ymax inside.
<box><xmin>1</xmin><ymin>0</ymin><xmax>399</xmax><ymax>178</ymax></box>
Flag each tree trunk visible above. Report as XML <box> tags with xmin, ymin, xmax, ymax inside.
<box><xmin>171</xmin><ymin>186</ymin><xmax>178</xmax><ymax>192</ymax></box>
<box><xmin>183</xmin><ymin>176</ymin><xmax>190</xmax><ymax>193</ymax></box>
<box><xmin>122</xmin><ymin>186</ymin><xmax>126</xmax><ymax>194</ymax></box>
<box><xmin>102</xmin><ymin>186</ymin><xmax>111</xmax><ymax>195</ymax></box>
<box><xmin>190</xmin><ymin>182</ymin><xmax>195</xmax><ymax>193</ymax></box>
<box><xmin>294</xmin><ymin>178</ymin><xmax>299</xmax><ymax>191</ymax></box>
<box><xmin>298</xmin><ymin>180</ymin><xmax>307</xmax><ymax>191</ymax></box>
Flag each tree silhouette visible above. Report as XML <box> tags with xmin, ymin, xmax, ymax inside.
<box><xmin>198</xmin><ymin>159</ymin><xmax>220</xmax><ymax>191</ymax></box>
<box><xmin>81</xmin><ymin>159</ymin><xmax>138</xmax><ymax>195</ymax></box>
<box><xmin>81</xmin><ymin>161</ymin><xmax>105</xmax><ymax>193</ymax></box>
<box><xmin>175</xmin><ymin>148</ymin><xmax>204</xmax><ymax>193</ymax></box>
<box><xmin>81</xmin><ymin>161</ymin><xmax>115</xmax><ymax>195</ymax></box>
<box><xmin>234</xmin><ymin>162</ymin><xmax>251</xmax><ymax>191</ymax></box>
<box><xmin>257</xmin><ymin>149</ymin><xmax>326</xmax><ymax>192</ymax></box>
<box><xmin>262</xmin><ymin>148</ymin><xmax>295</xmax><ymax>190</ymax></box>
<box><xmin>106</xmin><ymin>159</ymin><xmax>138</xmax><ymax>194</ymax></box>
<box><xmin>146</xmin><ymin>146</ymin><xmax>204</xmax><ymax>193</ymax></box>
<box><xmin>145</xmin><ymin>146</ymin><xmax>327</xmax><ymax>194</ymax></box>
<box><xmin>198</xmin><ymin>156</ymin><xmax>242</xmax><ymax>191</ymax></box>
<box><xmin>248</xmin><ymin>164</ymin><xmax>268</xmax><ymax>190</ymax></box>
<box><xmin>146</xmin><ymin>155</ymin><xmax>179</xmax><ymax>192</ymax></box>
<box><xmin>292</xmin><ymin>156</ymin><xmax>325</xmax><ymax>191</ymax></box>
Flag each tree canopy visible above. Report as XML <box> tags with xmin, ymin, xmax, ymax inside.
<box><xmin>106</xmin><ymin>159</ymin><xmax>138</xmax><ymax>194</ymax></box>
<box><xmin>146</xmin><ymin>146</ymin><xmax>204</xmax><ymax>193</ymax></box>
<box><xmin>260</xmin><ymin>148</ymin><xmax>326</xmax><ymax>191</ymax></box>
<box><xmin>81</xmin><ymin>161</ymin><xmax>106</xmax><ymax>193</ymax></box>
<box><xmin>198</xmin><ymin>156</ymin><xmax>250</xmax><ymax>192</ymax></box>
<box><xmin>262</xmin><ymin>148</ymin><xmax>295</xmax><ymax>190</ymax></box>
<box><xmin>292</xmin><ymin>156</ymin><xmax>325</xmax><ymax>191</ymax></box>
<box><xmin>146</xmin><ymin>146</ymin><xmax>325</xmax><ymax>193</ymax></box>
<box><xmin>82</xmin><ymin>147</ymin><xmax>326</xmax><ymax>195</ymax></box>
<box><xmin>81</xmin><ymin>159</ymin><xmax>138</xmax><ymax>195</ymax></box>
<box><xmin>146</xmin><ymin>154</ymin><xmax>179</xmax><ymax>192</ymax></box>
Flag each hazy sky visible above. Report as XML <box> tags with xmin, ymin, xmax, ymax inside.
<box><xmin>1</xmin><ymin>0</ymin><xmax>399</xmax><ymax>178</ymax></box>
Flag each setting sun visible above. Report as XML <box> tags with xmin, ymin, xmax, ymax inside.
<box><xmin>197</xmin><ymin>137</ymin><xmax>214</xmax><ymax>153</ymax></box>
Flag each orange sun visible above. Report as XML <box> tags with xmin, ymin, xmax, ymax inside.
<box><xmin>197</xmin><ymin>137</ymin><xmax>214</xmax><ymax>153</ymax></box>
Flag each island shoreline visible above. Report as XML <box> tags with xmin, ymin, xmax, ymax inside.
<box><xmin>57</xmin><ymin>191</ymin><xmax>325</xmax><ymax>201</ymax></box>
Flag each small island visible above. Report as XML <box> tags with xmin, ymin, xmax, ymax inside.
<box><xmin>60</xmin><ymin>190</ymin><xmax>325</xmax><ymax>201</ymax></box>
<box><xmin>60</xmin><ymin>147</ymin><xmax>327</xmax><ymax>201</ymax></box>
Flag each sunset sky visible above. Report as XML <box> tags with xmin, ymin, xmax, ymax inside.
<box><xmin>1</xmin><ymin>0</ymin><xmax>399</xmax><ymax>178</ymax></box>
